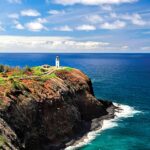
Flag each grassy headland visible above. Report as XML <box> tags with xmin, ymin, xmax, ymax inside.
<box><xmin>0</xmin><ymin>64</ymin><xmax>73</xmax><ymax>108</ymax></box>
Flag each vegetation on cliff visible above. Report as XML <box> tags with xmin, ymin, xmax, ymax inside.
<box><xmin>0</xmin><ymin>65</ymin><xmax>73</xmax><ymax>108</ymax></box>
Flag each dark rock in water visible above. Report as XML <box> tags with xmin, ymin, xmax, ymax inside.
<box><xmin>0</xmin><ymin>68</ymin><xmax>115</xmax><ymax>150</ymax></box>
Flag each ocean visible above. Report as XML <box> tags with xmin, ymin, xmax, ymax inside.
<box><xmin>0</xmin><ymin>53</ymin><xmax>149</xmax><ymax>150</ymax></box>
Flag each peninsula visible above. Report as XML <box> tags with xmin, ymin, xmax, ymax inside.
<box><xmin>0</xmin><ymin>64</ymin><xmax>117</xmax><ymax>150</ymax></box>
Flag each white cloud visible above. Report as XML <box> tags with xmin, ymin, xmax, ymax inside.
<box><xmin>86</xmin><ymin>15</ymin><xmax>103</xmax><ymax>24</ymax></box>
<box><xmin>25</xmin><ymin>22</ymin><xmax>47</xmax><ymax>32</ymax></box>
<box><xmin>53</xmin><ymin>25</ymin><xmax>73</xmax><ymax>31</ymax></box>
<box><xmin>24</xmin><ymin>17</ymin><xmax>48</xmax><ymax>32</ymax></box>
<box><xmin>76</xmin><ymin>25</ymin><xmax>96</xmax><ymax>31</ymax></box>
<box><xmin>7</xmin><ymin>0</ymin><xmax>22</xmax><ymax>4</ymax></box>
<box><xmin>110</xmin><ymin>12</ymin><xmax>117</xmax><ymax>18</ymax></box>
<box><xmin>48</xmin><ymin>10</ymin><xmax>65</xmax><ymax>15</ymax></box>
<box><xmin>120</xmin><ymin>13</ymin><xmax>146</xmax><ymax>26</ymax></box>
<box><xmin>101</xmin><ymin>5</ymin><xmax>112</xmax><ymax>11</ymax></box>
<box><xmin>110</xmin><ymin>13</ymin><xmax>146</xmax><ymax>26</ymax></box>
<box><xmin>101</xmin><ymin>20</ymin><xmax>126</xmax><ymax>29</ymax></box>
<box><xmin>54</xmin><ymin>0</ymin><xmax>138</xmax><ymax>5</ymax></box>
<box><xmin>21</xmin><ymin>9</ymin><xmax>41</xmax><ymax>17</ymax></box>
<box><xmin>12</xmin><ymin>20</ymin><xmax>24</xmax><ymax>30</ymax></box>
<box><xmin>15</xmin><ymin>23</ymin><xmax>24</xmax><ymax>30</ymax></box>
<box><xmin>8</xmin><ymin>13</ymin><xmax>19</xmax><ymax>19</ymax></box>
<box><xmin>121</xmin><ymin>45</ymin><xmax>128</xmax><ymax>49</ymax></box>
<box><xmin>0</xmin><ymin>36</ymin><xmax>110</xmax><ymax>52</ymax></box>
<box><xmin>36</xmin><ymin>18</ymin><xmax>48</xmax><ymax>23</ymax></box>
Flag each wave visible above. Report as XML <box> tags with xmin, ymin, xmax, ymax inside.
<box><xmin>65</xmin><ymin>103</ymin><xmax>142</xmax><ymax>150</ymax></box>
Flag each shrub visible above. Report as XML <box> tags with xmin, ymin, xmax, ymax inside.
<box><xmin>64</xmin><ymin>67</ymin><xmax>73</xmax><ymax>71</ymax></box>
<box><xmin>23</xmin><ymin>66</ymin><xmax>32</xmax><ymax>72</ymax></box>
<box><xmin>32</xmin><ymin>66</ymin><xmax>44</xmax><ymax>76</ymax></box>
<box><xmin>0</xmin><ymin>65</ymin><xmax>11</xmax><ymax>73</ymax></box>
<box><xmin>40</xmin><ymin>73</ymin><xmax>57</xmax><ymax>82</ymax></box>
<box><xmin>0</xmin><ymin>78</ymin><xmax>5</xmax><ymax>84</ymax></box>
<box><xmin>0</xmin><ymin>65</ymin><xmax>4</xmax><ymax>72</ymax></box>
<box><xmin>0</xmin><ymin>135</ymin><xmax>6</xmax><ymax>147</ymax></box>
<box><xmin>11</xmin><ymin>80</ymin><xmax>27</xmax><ymax>90</ymax></box>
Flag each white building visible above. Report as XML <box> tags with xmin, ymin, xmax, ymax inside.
<box><xmin>55</xmin><ymin>56</ymin><xmax>60</xmax><ymax>68</ymax></box>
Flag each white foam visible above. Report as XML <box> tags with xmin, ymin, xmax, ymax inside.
<box><xmin>65</xmin><ymin>103</ymin><xmax>142</xmax><ymax>150</ymax></box>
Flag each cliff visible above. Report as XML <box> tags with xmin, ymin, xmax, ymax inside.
<box><xmin>0</xmin><ymin>66</ymin><xmax>115</xmax><ymax>150</ymax></box>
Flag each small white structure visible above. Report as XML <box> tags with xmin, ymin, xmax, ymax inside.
<box><xmin>55</xmin><ymin>56</ymin><xmax>60</xmax><ymax>68</ymax></box>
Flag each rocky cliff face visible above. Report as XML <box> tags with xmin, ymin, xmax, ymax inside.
<box><xmin>0</xmin><ymin>68</ymin><xmax>114</xmax><ymax>150</ymax></box>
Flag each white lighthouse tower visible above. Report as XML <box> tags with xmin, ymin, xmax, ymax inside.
<box><xmin>55</xmin><ymin>56</ymin><xmax>60</xmax><ymax>68</ymax></box>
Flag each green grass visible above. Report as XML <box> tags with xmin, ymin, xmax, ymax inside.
<box><xmin>0</xmin><ymin>99</ymin><xmax>4</xmax><ymax>106</ymax></box>
<box><xmin>63</xmin><ymin>67</ymin><xmax>73</xmax><ymax>71</ymax></box>
<box><xmin>57</xmin><ymin>67</ymin><xmax>73</xmax><ymax>72</ymax></box>
<box><xmin>32</xmin><ymin>66</ymin><xmax>44</xmax><ymax>76</ymax></box>
<box><xmin>0</xmin><ymin>66</ymin><xmax>74</xmax><ymax>84</ymax></box>
<box><xmin>0</xmin><ymin>135</ymin><xmax>6</xmax><ymax>147</ymax></box>
<box><xmin>10</xmin><ymin>71</ymin><xmax>27</xmax><ymax>79</ymax></box>
<box><xmin>0</xmin><ymin>77</ymin><xmax>5</xmax><ymax>85</ymax></box>
<box><xmin>11</xmin><ymin>80</ymin><xmax>27</xmax><ymax>91</ymax></box>
<box><xmin>40</xmin><ymin>73</ymin><xmax>57</xmax><ymax>82</ymax></box>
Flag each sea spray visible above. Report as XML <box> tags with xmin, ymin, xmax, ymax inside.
<box><xmin>65</xmin><ymin>103</ymin><xmax>141</xmax><ymax>150</ymax></box>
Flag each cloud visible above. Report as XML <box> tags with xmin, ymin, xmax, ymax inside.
<box><xmin>36</xmin><ymin>18</ymin><xmax>48</xmax><ymax>23</ymax></box>
<box><xmin>7</xmin><ymin>0</ymin><xmax>22</xmax><ymax>4</ymax></box>
<box><xmin>54</xmin><ymin>0</ymin><xmax>138</xmax><ymax>5</ymax></box>
<box><xmin>25</xmin><ymin>22</ymin><xmax>47</xmax><ymax>32</ymax></box>
<box><xmin>101</xmin><ymin>5</ymin><xmax>112</xmax><ymax>11</ymax></box>
<box><xmin>12</xmin><ymin>20</ymin><xmax>24</xmax><ymax>30</ymax></box>
<box><xmin>53</xmin><ymin>25</ymin><xmax>73</xmax><ymax>31</ymax></box>
<box><xmin>24</xmin><ymin>18</ymin><xmax>48</xmax><ymax>31</ymax></box>
<box><xmin>120</xmin><ymin>13</ymin><xmax>146</xmax><ymax>26</ymax></box>
<box><xmin>21</xmin><ymin>9</ymin><xmax>41</xmax><ymax>17</ymax></box>
<box><xmin>76</xmin><ymin>25</ymin><xmax>96</xmax><ymax>31</ymax></box>
<box><xmin>48</xmin><ymin>10</ymin><xmax>65</xmax><ymax>15</ymax></box>
<box><xmin>15</xmin><ymin>23</ymin><xmax>24</xmax><ymax>30</ymax></box>
<box><xmin>110</xmin><ymin>12</ymin><xmax>117</xmax><ymax>18</ymax></box>
<box><xmin>8</xmin><ymin>13</ymin><xmax>19</xmax><ymax>19</ymax></box>
<box><xmin>12</xmin><ymin>17</ymin><xmax>48</xmax><ymax>31</ymax></box>
<box><xmin>101</xmin><ymin>20</ymin><xmax>126</xmax><ymax>29</ymax></box>
<box><xmin>86</xmin><ymin>15</ymin><xmax>103</xmax><ymax>24</ymax></box>
<box><xmin>0</xmin><ymin>36</ymin><xmax>110</xmax><ymax>52</ymax></box>
<box><xmin>121</xmin><ymin>45</ymin><xmax>128</xmax><ymax>49</ymax></box>
<box><xmin>110</xmin><ymin>13</ymin><xmax>146</xmax><ymax>26</ymax></box>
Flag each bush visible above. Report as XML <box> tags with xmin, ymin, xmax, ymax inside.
<box><xmin>0</xmin><ymin>78</ymin><xmax>5</xmax><ymax>84</ymax></box>
<box><xmin>40</xmin><ymin>73</ymin><xmax>57</xmax><ymax>82</ymax></box>
<box><xmin>32</xmin><ymin>66</ymin><xmax>44</xmax><ymax>75</ymax></box>
<box><xmin>0</xmin><ymin>135</ymin><xmax>6</xmax><ymax>146</ymax></box>
<box><xmin>23</xmin><ymin>66</ymin><xmax>32</xmax><ymax>72</ymax></box>
<box><xmin>0</xmin><ymin>65</ymin><xmax>11</xmax><ymax>73</ymax></box>
<box><xmin>0</xmin><ymin>65</ymin><xmax>4</xmax><ymax>72</ymax></box>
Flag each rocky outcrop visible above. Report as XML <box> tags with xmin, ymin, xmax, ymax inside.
<box><xmin>0</xmin><ymin>68</ymin><xmax>115</xmax><ymax>150</ymax></box>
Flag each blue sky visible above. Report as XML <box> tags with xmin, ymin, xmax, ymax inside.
<box><xmin>0</xmin><ymin>0</ymin><xmax>150</xmax><ymax>53</ymax></box>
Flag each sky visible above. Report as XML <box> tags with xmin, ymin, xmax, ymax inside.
<box><xmin>0</xmin><ymin>0</ymin><xmax>150</xmax><ymax>53</ymax></box>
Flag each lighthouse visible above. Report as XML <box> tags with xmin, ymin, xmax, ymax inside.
<box><xmin>55</xmin><ymin>56</ymin><xmax>60</xmax><ymax>68</ymax></box>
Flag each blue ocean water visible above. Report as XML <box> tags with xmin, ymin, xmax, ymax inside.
<box><xmin>0</xmin><ymin>53</ymin><xmax>149</xmax><ymax>150</ymax></box>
